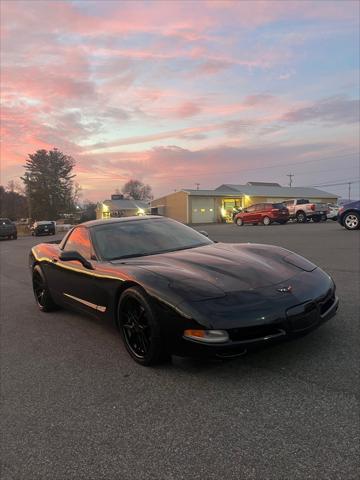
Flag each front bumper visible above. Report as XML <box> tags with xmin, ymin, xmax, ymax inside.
<box><xmin>0</xmin><ymin>230</ymin><xmax>16</xmax><ymax>237</ymax></box>
<box><xmin>172</xmin><ymin>291</ymin><xmax>339</xmax><ymax>358</ymax></box>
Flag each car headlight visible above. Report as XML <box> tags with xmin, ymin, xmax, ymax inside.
<box><xmin>183</xmin><ymin>329</ymin><xmax>229</xmax><ymax>343</ymax></box>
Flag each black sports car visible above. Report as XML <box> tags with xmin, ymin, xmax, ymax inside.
<box><xmin>29</xmin><ymin>216</ymin><xmax>339</xmax><ymax>365</ymax></box>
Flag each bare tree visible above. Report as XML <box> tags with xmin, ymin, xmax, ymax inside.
<box><xmin>121</xmin><ymin>179</ymin><xmax>153</xmax><ymax>201</ymax></box>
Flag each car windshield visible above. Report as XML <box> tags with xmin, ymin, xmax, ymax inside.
<box><xmin>92</xmin><ymin>218</ymin><xmax>213</xmax><ymax>261</ymax></box>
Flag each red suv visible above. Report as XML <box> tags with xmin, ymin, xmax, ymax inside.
<box><xmin>234</xmin><ymin>203</ymin><xmax>289</xmax><ymax>226</ymax></box>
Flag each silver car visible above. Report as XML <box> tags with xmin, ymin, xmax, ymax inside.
<box><xmin>327</xmin><ymin>204</ymin><xmax>339</xmax><ymax>221</ymax></box>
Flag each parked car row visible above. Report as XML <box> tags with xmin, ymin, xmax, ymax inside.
<box><xmin>0</xmin><ymin>219</ymin><xmax>58</xmax><ymax>240</ymax></box>
<box><xmin>233</xmin><ymin>199</ymin><xmax>360</xmax><ymax>230</ymax></box>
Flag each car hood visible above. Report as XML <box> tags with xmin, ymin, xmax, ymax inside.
<box><xmin>119</xmin><ymin>242</ymin><xmax>317</xmax><ymax>294</ymax></box>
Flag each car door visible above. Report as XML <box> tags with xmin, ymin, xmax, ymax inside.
<box><xmin>253</xmin><ymin>204</ymin><xmax>264</xmax><ymax>223</ymax></box>
<box><xmin>48</xmin><ymin>227</ymin><xmax>105</xmax><ymax>316</ymax></box>
<box><xmin>243</xmin><ymin>205</ymin><xmax>256</xmax><ymax>223</ymax></box>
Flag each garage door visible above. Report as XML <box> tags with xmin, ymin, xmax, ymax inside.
<box><xmin>191</xmin><ymin>198</ymin><xmax>216</xmax><ymax>223</ymax></box>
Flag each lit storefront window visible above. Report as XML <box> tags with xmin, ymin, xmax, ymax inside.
<box><xmin>221</xmin><ymin>198</ymin><xmax>242</xmax><ymax>223</ymax></box>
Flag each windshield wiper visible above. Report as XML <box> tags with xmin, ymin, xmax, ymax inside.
<box><xmin>109</xmin><ymin>252</ymin><xmax>154</xmax><ymax>261</ymax></box>
<box><xmin>108</xmin><ymin>242</ymin><xmax>211</xmax><ymax>261</ymax></box>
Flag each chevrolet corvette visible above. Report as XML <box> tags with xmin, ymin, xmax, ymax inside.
<box><xmin>29</xmin><ymin>216</ymin><xmax>339</xmax><ymax>365</ymax></box>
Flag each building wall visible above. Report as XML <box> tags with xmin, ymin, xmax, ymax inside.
<box><xmin>151</xmin><ymin>191</ymin><xmax>188</xmax><ymax>223</ymax></box>
<box><xmin>96</xmin><ymin>204</ymin><xmax>149</xmax><ymax>219</ymax></box>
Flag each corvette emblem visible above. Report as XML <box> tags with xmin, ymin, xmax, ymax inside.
<box><xmin>277</xmin><ymin>285</ymin><xmax>292</xmax><ymax>293</ymax></box>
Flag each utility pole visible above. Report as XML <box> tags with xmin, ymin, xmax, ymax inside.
<box><xmin>287</xmin><ymin>173</ymin><xmax>294</xmax><ymax>187</ymax></box>
<box><xmin>195</xmin><ymin>183</ymin><xmax>200</xmax><ymax>190</ymax></box>
<box><xmin>348</xmin><ymin>182</ymin><xmax>351</xmax><ymax>201</ymax></box>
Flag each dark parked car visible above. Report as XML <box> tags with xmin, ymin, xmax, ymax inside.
<box><xmin>31</xmin><ymin>221</ymin><xmax>56</xmax><ymax>236</ymax></box>
<box><xmin>234</xmin><ymin>203</ymin><xmax>289</xmax><ymax>226</ymax></box>
<box><xmin>29</xmin><ymin>216</ymin><xmax>338</xmax><ymax>366</ymax></box>
<box><xmin>337</xmin><ymin>201</ymin><xmax>360</xmax><ymax>230</ymax></box>
<box><xmin>0</xmin><ymin>218</ymin><xmax>17</xmax><ymax>240</ymax></box>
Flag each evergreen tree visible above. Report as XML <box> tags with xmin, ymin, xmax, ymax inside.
<box><xmin>21</xmin><ymin>149</ymin><xmax>76</xmax><ymax>220</ymax></box>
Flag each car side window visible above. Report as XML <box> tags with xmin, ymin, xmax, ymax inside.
<box><xmin>63</xmin><ymin>227</ymin><xmax>92</xmax><ymax>260</ymax></box>
<box><xmin>247</xmin><ymin>206</ymin><xmax>255</xmax><ymax>212</ymax></box>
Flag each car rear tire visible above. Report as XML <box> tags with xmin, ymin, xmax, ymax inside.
<box><xmin>117</xmin><ymin>287</ymin><xmax>168</xmax><ymax>366</ymax></box>
<box><xmin>262</xmin><ymin>216</ymin><xmax>271</xmax><ymax>226</ymax></box>
<box><xmin>235</xmin><ymin>218</ymin><xmax>243</xmax><ymax>226</ymax></box>
<box><xmin>343</xmin><ymin>212</ymin><xmax>360</xmax><ymax>230</ymax></box>
<box><xmin>32</xmin><ymin>265</ymin><xmax>59</xmax><ymax>312</ymax></box>
<box><xmin>296</xmin><ymin>211</ymin><xmax>307</xmax><ymax>223</ymax></box>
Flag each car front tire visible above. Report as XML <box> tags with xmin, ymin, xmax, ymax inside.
<box><xmin>32</xmin><ymin>265</ymin><xmax>59</xmax><ymax>312</ymax></box>
<box><xmin>117</xmin><ymin>287</ymin><xmax>168</xmax><ymax>366</ymax></box>
<box><xmin>343</xmin><ymin>212</ymin><xmax>360</xmax><ymax>230</ymax></box>
<box><xmin>262</xmin><ymin>216</ymin><xmax>271</xmax><ymax>226</ymax></box>
<box><xmin>235</xmin><ymin>218</ymin><xmax>243</xmax><ymax>226</ymax></box>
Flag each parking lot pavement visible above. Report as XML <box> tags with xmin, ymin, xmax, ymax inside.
<box><xmin>1</xmin><ymin>222</ymin><xmax>359</xmax><ymax>480</ymax></box>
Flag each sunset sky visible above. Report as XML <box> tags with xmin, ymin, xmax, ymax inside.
<box><xmin>1</xmin><ymin>0</ymin><xmax>359</xmax><ymax>201</ymax></box>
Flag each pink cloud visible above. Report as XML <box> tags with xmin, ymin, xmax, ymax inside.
<box><xmin>1</xmin><ymin>0</ymin><xmax>358</xmax><ymax>201</ymax></box>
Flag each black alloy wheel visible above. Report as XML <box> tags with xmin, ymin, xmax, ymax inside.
<box><xmin>32</xmin><ymin>265</ymin><xmax>58</xmax><ymax>312</ymax></box>
<box><xmin>296</xmin><ymin>211</ymin><xmax>307</xmax><ymax>223</ymax></box>
<box><xmin>118</xmin><ymin>287</ymin><xmax>167</xmax><ymax>366</ymax></box>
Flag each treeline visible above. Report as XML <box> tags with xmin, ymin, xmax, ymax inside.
<box><xmin>1</xmin><ymin>147</ymin><xmax>153</xmax><ymax>222</ymax></box>
<box><xmin>0</xmin><ymin>184</ymin><xmax>28</xmax><ymax>220</ymax></box>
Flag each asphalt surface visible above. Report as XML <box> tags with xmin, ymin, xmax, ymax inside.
<box><xmin>1</xmin><ymin>221</ymin><xmax>359</xmax><ymax>480</ymax></box>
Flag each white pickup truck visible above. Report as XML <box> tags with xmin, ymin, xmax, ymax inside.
<box><xmin>282</xmin><ymin>199</ymin><xmax>329</xmax><ymax>223</ymax></box>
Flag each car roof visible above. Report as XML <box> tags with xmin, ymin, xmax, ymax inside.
<box><xmin>83</xmin><ymin>215</ymin><xmax>164</xmax><ymax>229</ymax></box>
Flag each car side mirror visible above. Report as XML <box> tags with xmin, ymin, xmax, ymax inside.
<box><xmin>199</xmin><ymin>230</ymin><xmax>209</xmax><ymax>237</ymax></box>
<box><xmin>59</xmin><ymin>250</ymin><xmax>94</xmax><ymax>270</ymax></box>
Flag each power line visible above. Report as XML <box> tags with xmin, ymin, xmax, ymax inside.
<box><xmin>71</xmin><ymin>151</ymin><xmax>359</xmax><ymax>181</ymax></box>
<box><xmin>310</xmin><ymin>180</ymin><xmax>360</xmax><ymax>188</ymax></box>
